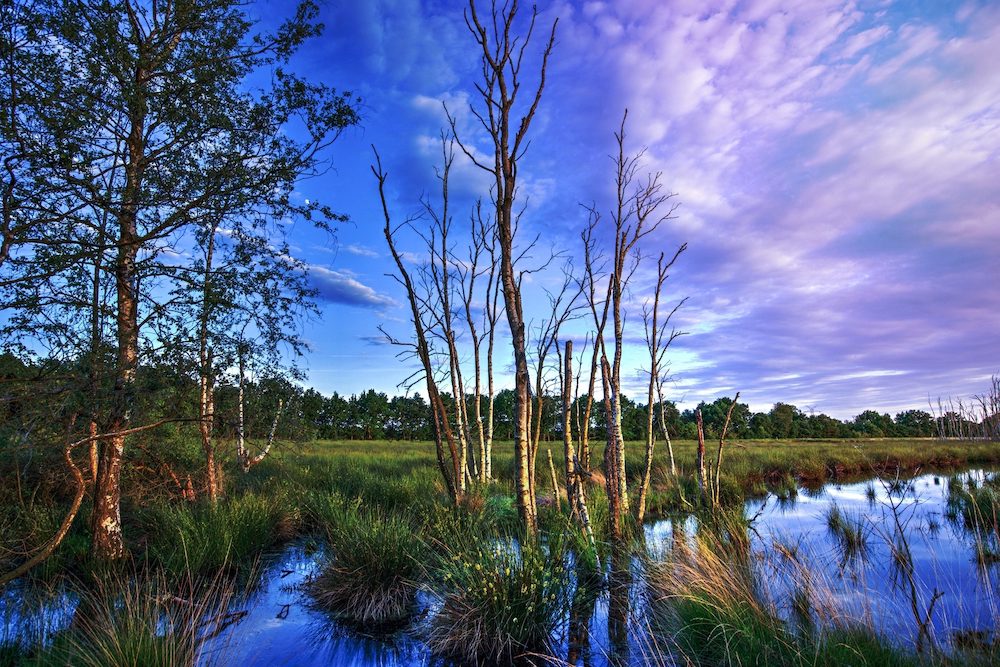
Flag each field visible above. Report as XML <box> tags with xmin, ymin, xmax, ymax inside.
<box><xmin>3</xmin><ymin>437</ymin><xmax>1000</xmax><ymax>666</ymax></box>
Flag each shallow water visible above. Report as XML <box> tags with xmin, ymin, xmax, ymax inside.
<box><xmin>3</xmin><ymin>469</ymin><xmax>999</xmax><ymax>665</ymax></box>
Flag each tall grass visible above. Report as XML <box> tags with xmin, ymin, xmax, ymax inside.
<box><xmin>144</xmin><ymin>493</ymin><xmax>296</xmax><ymax>575</ymax></box>
<box><xmin>28</xmin><ymin>571</ymin><xmax>236</xmax><ymax>667</ymax></box>
<box><xmin>825</xmin><ymin>504</ymin><xmax>871</xmax><ymax>568</ymax></box>
<box><xmin>427</xmin><ymin>533</ymin><xmax>571</xmax><ymax>664</ymax></box>
<box><xmin>647</xmin><ymin>514</ymin><xmax>916</xmax><ymax>667</ymax></box>
<box><xmin>308</xmin><ymin>495</ymin><xmax>425</xmax><ymax>627</ymax></box>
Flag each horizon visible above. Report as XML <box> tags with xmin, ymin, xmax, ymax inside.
<box><xmin>255</xmin><ymin>0</ymin><xmax>1000</xmax><ymax>420</ymax></box>
<box><xmin>6</xmin><ymin>0</ymin><xmax>999</xmax><ymax>421</ymax></box>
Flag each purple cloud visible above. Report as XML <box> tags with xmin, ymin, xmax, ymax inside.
<box><xmin>279</xmin><ymin>0</ymin><xmax>999</xmax><ymax>417</ymax></box>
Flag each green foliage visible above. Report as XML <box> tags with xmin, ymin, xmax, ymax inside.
<box><xmin>309</xmin><ymin>497</ymin><xmax>424</xmax><ymax>627</ymax></box>
<box><xmin>143</xmin><ymin>494</ymin><xmax>295</xmax><ymax>576</ymax></box>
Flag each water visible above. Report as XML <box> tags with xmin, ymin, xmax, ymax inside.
<box><xmin>3</xmin><ymin>469</ymin><xmax>999</xmax><ymax>665</ymax></box>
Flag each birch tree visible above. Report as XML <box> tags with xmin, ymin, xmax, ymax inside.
<box><xmin>585</xmin><ymin>111</ymin><xmax>680</xmax><ymax>534</ymax></box>
<box><xmin>635</xmin><ymin>249</ymin><xmax>686</xmax><ymax>523</ymax></box>
<box><xmin>449</xmin><ymin>0</ymin><xmax>557</xmax><ymax>535</ymax></box>
<box><xmin>375</xmin><ymin>152</ymin><xmax>464</xmax><ymax>504</ymax></box>
<box><xmin>3</xmin><ymin>0</ymin><xmax>358</xmax><ymax>560</ymax></box>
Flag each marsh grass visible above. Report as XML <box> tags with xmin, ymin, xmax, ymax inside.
<box><xmin>647</xmin><ymin>524</ymin><xmax>915</xmax><ymax>667</ymax></box>
<box><xmin>26</xmin><ymin>570</ymin><xmax>237</xmax><ymax>667</ymax></box>
<box><xmin>308</xmin><ymin>497</ymin><xmax>424</xmax><ymax>628</ymax></box>
<box><xmin>143</xmin><ymin>493</ymin><xmax>295</xmax><ymax>576</ymax></box>
<box><xmin>6</xmin><ymin>438</ymin><xmax>1000</xmax><ymax>664</ymax></box>
<box><xmin>427</xmin><ymin>532</ymin><xmax>571</xmax><ymax>665</ymax></box>
<box><xmin>825</xmin><ymin>504</ymin><xmax>871</xmax><ymax>568</ymax></box>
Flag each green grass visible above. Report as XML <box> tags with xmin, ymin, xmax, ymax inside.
<box><xmin>308</xmin><ymin>495</ymin><xmax>425</xmax><ymax>626</ymax></box>
<box><xmin>825</xmin><ymin>504</ymin><xmax>870</xmax><ymax>567</ymax></box>
<box><xmin>427</xmin><ymin>531</ymin><xmax>572</xmax><ymax>664</ymax></box>
<box><xmin>3</xmin><ymin>436</ymin><xmax>998</xmax><ymax>665</ymax></box>
<box><xmin>23</xmin><ymin>571</ymin><xmax>234</xmax><ymax>667</ymax></box>
<box><xmin>142</xmin><ymin>492</ymin><xmax>297</xmax><ymax>576</ymax></box>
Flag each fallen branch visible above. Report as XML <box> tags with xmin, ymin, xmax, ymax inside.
<box><xmin>0</xmin><ymin>418</ymin><xmax>196</xmax><ymax>587</ymax></box>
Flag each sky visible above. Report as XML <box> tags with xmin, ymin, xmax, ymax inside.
<box><xmin>252</xmin><ymin>0</ymin><xmax>1000</xmax><ymax>420</ymax></box>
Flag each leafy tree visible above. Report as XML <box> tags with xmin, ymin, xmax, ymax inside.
<box><xmin>697</xmin><ymin>396</ymin><xmax>751</xmax><ymax>440</ymax></box>
<box><xmin>853</xmin><ymin>410</ymin><xmax>895</xmax><ymax>438</ymax></box>
<box><xmin>769</xmin><ymin>403</ymin><xmax>800</xmax><ymax>439</ymax></box>
<box><xmin>894</xmin><ymin>409</ymin><xmax>934</xmax><ymax>437</ymax></box>
<box><xmin>1</xmin><ymin>0</ymin><xmax>358</xmax><ymax>560</ymax></box>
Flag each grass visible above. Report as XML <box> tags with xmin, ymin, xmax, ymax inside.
<box><xmin>945</xmin><ymin>473</ymin><xmax>1000</xmax><ymax>567</ymax></box>
<box><xmin>427</xmin><ymin>532</ymin><xmax>572</xmax><ymax>664</ymax></box>
<box><xmin>307</xmin><ymin>495</ymin><xmax>425</xmax><ymax>627</ymax></box>
<box><xmin>825</xmin><ymin>504</ymin><xmax>871</xmax><ymax>568</ymax></box>
<box><xmin>20</xmin><ymin>570</ymin><xmax>235</xmax><ymax>667</ymax></box>
<box><xmin>141</xmin><ymin>492</ymin><xmax>298</xmax><ymax>577</ymax></box>
<box><xmin>646</xmin><ymin>521</ymin><xmax>916</xmax><ymax>667</ymax></box>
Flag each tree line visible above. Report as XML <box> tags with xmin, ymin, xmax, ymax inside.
<box><xmin>286</xmin><ymin>387</ymin><xmax>956</xmax><ymax>442</ymax></box>
<box><xmin>4</xmin><ymin>347</ymin><xmax>968</xmax><ymax>446</ymax></box>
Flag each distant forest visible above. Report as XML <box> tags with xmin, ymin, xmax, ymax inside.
<box><xmin>2</xmin><ymin>353</ymin><xmax>968</xmax><ymax>444</ymax></box>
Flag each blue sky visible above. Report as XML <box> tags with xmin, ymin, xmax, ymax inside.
<box><xmin>254</xmin><ymin>0</ymin><xmax>1000</xmax><ymax>419</ymax></box>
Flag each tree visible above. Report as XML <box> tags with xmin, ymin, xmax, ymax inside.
<box><xmin>894</xmin><ymin>409</ymin><xmax>934</xmax><ymax>438</ymax></box>
<box><xmin>636</xmin><ymin>249</ymin><xmax>685</xmax><ymax>523</ymax></box>
<box><xmin>699</xmin><ymin>396</ymin><xmax>751</xmax><ymax>440</ymax></box>
<box><xmin>769</xmin><ymin>403</ymin><xmax>800</xmax><ymax>439</ymax></box>
<box><xmin>375</xmin><ymin>153</ymin><xmax>463</xmax><ymax>504</ymax></box>
<box><xmin>582</xmin><ymin>112</ymin><xmax>680</xmax><ymax>537</ymax></box>
<box><xmin>448</xmin><ymin>0</ymin><xmax>557</xmax><ymax>535</ymax></box>
<box><xmin>853</xmin><ymin>410</ymin><xmax>895</xmax><ymax>438</ymax></box>
<box><xmin>3</xmin><ymin>0</ymin><xmax>358</xmax><ymax>560</ymax></box>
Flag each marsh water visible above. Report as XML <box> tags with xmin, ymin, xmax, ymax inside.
<box><xmin>4</xmin><ymin>468</ymin><xmax>999</xmax><ymax>665</ymax></box>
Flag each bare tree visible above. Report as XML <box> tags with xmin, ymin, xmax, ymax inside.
<box><xmin>374</xmin><ymin>151</ymin><xmax>463</xmax><ymax>505</ymax></box>
<box><xmin>448</xmin><ymin>0</ymin><xmax>558</xmax><ymax>535</ymax></box>
<box><xmin>528</xmin><ymin>263</ymin><xmax>583</xmax><ymax>504</ymax></box>
<box><xmin>586</xmin><ymin>111</ymin><xmax>680</xmax><ymax>533</ymax></box>
<box><xmin>457</xmin><ymin>202</ymin><xmax>490</xmax><ymax>483</ymax></box>
<box><xmin>710</xmin><ymin>392</ymin><xmax>740</xmax><ymax>507</ymax></box>
<box><xmin>635</xmin><ymin>249</ymin><xmax>686</xmax><ymax>523</ymax></box>
<box><xmin>419</xmin><ymin>137</ymin><xmax>473</xmax><ymax>493</ymax></box>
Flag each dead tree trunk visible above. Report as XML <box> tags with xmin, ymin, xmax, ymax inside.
<box><xmin>450</xmin><ymin>0</ymin><xmax>557</xmax><ymax>535</ymax></box>
<box><xmin>562</xmin><ymin>340</ymin><xmax>576</xmax><ymax>510</ymax></box>
<box><xmin>375</xmin><ymin>152</ymin><xmax>462</xmax><ymax>505</ymax></box>
<box><xmin>656</xmin><ymin>377</ymin><xmax>677</xmax><ymax>476</ymax></box>
<box><xmin>695</xmin><ymin>409</ymin><xmax>707</xmax><ymax>503</ymax></box>
<box><xmin>602</xmin><ymin>356</ymin><xmax>623</xmax><ymax>541</ymax></box>
<box><xmin>712</xmin><ymin>393</ymin><xmax>740</xmax><ymax>506</ymax></box>
<box><xmin>636</xmin><ymin>250</ymin><xmax>685</xmax><ymax>523</ymax></box>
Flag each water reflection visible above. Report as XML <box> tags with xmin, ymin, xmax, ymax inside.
<box><xmin>3</xmin><ymin>469</ymin><xmax>999</xmax><ymax>665</ymax></box>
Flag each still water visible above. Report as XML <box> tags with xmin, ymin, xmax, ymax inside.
<box><xmin>3</xmin><ymin>469</ymin><xmax>998</xmax><ymax>665</ymax></box>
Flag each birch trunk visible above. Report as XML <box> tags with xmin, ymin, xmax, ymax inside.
<box><xmin>562</xmin><ymin>340</ymin><xmax>576</xmax><ymax>509</ymax></box>
<box><xmin>695</xmin><ymin>409</ymin><xmax>707</xmax><ymax>504</ymax></box>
